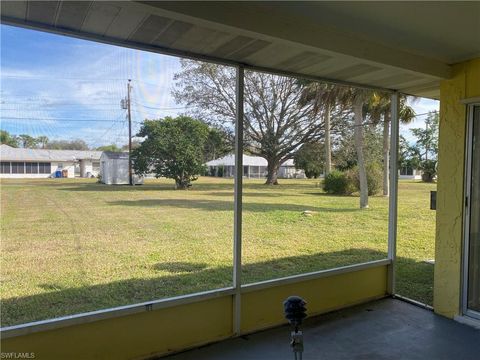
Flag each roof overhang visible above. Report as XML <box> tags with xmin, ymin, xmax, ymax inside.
<box><xmin>2</xmin><ymin>1</ymin><xmax>479</xmax><ymax>99</ymax></box>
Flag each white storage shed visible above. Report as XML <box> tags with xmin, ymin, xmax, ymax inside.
<box><xmin>100</xmin><ymin>152</ymin><xmax>143</xmax><ymax>185</ymax></box>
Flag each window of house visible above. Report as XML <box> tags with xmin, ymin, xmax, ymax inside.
<box><xmin>25</xmin><ymin>162</ymin><xmax>39</xmax><ymax>174</ymax></box>
<box><xmin>11</xmin><ymin>162</ymin><xmax>25</xmax><ymax>174</ymax></box>
<box><xmin>0</xmin><ymin>162</ymin><xmax>11</xmax><ymax>174</ymax></box>
<box><xmin>400</xmin><ymin>166</ymin><xmax>413</xmax><ymax>176</ymax></box>
<box><xmin>38</xmin><ymin>162</ymin><xmax>51</xmax><ymax>174</ymax></box>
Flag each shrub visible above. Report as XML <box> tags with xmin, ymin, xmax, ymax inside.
<box><xmin>323</xmin><ymin>170</ymin><xmax>354</xmax><ymax>195</ymax></box>
<box><xmin>347</xmin><ymin>163</ymin><xmax>383</xmax><ymax>196</ymax></box>
<box><xmin>420</xmin><ymin>159</ymin><xmax>437</xmax><ymax>182</ymax></box>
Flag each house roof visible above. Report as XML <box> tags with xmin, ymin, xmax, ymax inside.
<box><xmin>2</xmin><ymin>2</ymin><xmax>478</xmax><ymax>99</ymax></box>
<box><xmin>100</xmin><ymin>151</ymin><xmax>129</xmax><ymax>160</ymax></box>
<box><xmin>0</xmin><ymin>144</ymin><xmax>102</xmax><ymax>162</ymax></box>
<box><xmin>206</xmin><ymin>154</ymin><xmax>294</xmax><ymax>167</ymax></box>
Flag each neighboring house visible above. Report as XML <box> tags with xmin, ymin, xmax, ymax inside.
<box><xmin>100</xmin><ymin>152</ymin><xmax>143</xmax><ymax>185</ymax></box>
<box><xmin>399</xmin><ymin>166</ymin><xmax>423</xmax><ymax>180</ymax></box>
<box><xmin>0</xmin><ymin>144</ymin><xmax>101</xmax><ymax>178</ymax></box>
<box><xmin>206</xmin><ymin>154</ymin><xmax>305</xmax><ymax>179</ymax></box>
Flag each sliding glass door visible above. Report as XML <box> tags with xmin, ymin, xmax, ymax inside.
<box><xmin>464</xmin><ymin>104</ymin><xmax>480</xmax><ymax>319</ymax></box>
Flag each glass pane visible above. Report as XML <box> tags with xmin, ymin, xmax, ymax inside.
<box><xmin>467</xmin><ymin>106</ymin><xmax>480</xmax><ymax>312</ymax></box>
<box><xmin>0</xmin><ymin>26</ymin><xmax>234</xmax><ymax>326</ymax></box>
<box><xmin>241</xmin><ymin>71</ymin><xmax>389</xmax><ymax>284</ymax></box>
<box><xmin>396</xmin><ymin>101</ymin><xmax>439</xmax><ymax>305</ymax></box>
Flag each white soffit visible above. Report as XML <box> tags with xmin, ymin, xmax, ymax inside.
<box><xmin>2</xmin><ymin>1</ymin><xmax>478</xmax><ymax>99</ymax></box>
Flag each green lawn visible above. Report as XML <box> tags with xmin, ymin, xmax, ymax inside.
<box><xmin>0</xmin><ymin>177</ymin><xmax>436</xmax><ymax>326</ymax></box>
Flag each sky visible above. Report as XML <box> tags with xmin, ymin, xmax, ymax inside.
<box><xmin>0</xmin><ymin>24</ymin><xmax>439</xmax><ymax>148</ymax></box>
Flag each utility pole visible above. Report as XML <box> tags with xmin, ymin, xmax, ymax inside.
<box><xmin>425</xmin><ymin>120</ymin><xmax>429</xmax><ymax>162</ymax></box>
<box><xmin>127</xmin><ymin>79</ymin><xmax>133</xmax><ymax>185</ymax></box>
<box><xmin>121</xmin><ymin>80</ymin><xmax>133</xmax><ymax>185</ymax></box>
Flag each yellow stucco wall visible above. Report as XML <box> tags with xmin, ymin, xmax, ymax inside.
<box><xmin>1</xmin><ymin>296</ymin><xmax>234</xmax><ymax>360</ymax></box>
<box><xmin>241</xmin><ymin>266</ymin><xmax>387</xmax><ymax>333</ymax></box>
<box><xmin>434</xmin><ymin>58</ymin><xmax>480</xmax><ymax>318</ymax></box>
<box><xmin>1</xmin><ymin>265</ymin><xmax>387</xmax><ymax>359</ymax></box>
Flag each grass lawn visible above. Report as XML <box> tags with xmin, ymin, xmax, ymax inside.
<box><xmin>0</xmin><ymin>177</ymin><xmax>436</xmax><ymax>326</ymax></box>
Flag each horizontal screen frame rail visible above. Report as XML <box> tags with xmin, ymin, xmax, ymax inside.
<box><xmin>0</xmin><ymin>259</ymin><xmax>390</xmax><ymax>339</ymax></box>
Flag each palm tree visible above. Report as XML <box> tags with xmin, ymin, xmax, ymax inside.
<box><xmin>37</xmin><ymin>136</ymin><xmax>49</xmax><ymax>149</ymax></box>
<box><xmin>300</xmin><ymin>83</ymin><xmax>349</xmax><ymax>176</ymax></box>
<box><xmin>350</xmin><ymin>89</ymin><xmax>371</xmax><ymax>209</ymax></box>
<box><xmin>366</xmin><ymin>94</ymin><xmax>416</xmax><ymax>196</ymax></box>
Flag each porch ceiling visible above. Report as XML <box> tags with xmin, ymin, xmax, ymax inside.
<box><xmin>2</xmin><ymin>1</ymin><xmax>479</xmax><ymax>99</ymax></box>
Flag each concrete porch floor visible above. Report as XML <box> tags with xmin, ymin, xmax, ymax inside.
<box><xmin>165</xmin><ymin>298</ymin><xmax>480</xmax><ymax>360</ymax></box>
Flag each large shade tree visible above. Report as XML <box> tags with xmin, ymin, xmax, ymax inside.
<box><xmin>173</xmin><ymin>60</ymin><xmax>322</xmax><ymax>185</ymax></box>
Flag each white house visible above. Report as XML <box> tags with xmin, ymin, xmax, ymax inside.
<box><xmin>100</xmin><ymin>152</ymin><xmax>144</xmax><ymax>185</ymax></box>
<box><xmin>206</xmin><ymin>154</ymin><xmax>305</xmax><ymax>179</ymax></box>
<box><xmin>399</xmin><ymin>166</ymin><xmax>423</xmax><ymax>180</ymax></box>
<box><xmin>0</xmin><ymin>144</ymin><xmax>102</xmax><ymax>179</ymax></box>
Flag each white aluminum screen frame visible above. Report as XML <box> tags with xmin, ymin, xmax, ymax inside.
<box><xmin>0</xmin><ymin>47</ymin><xmax>400</xmax><ymax>340</ymax></box>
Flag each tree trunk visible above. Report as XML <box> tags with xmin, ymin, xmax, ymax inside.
<box><xmin>175</xmin><ymin>177</ymin><xmax>190</xmax><ymax>190</ymax></box>
<box><xmin>324</xmin><ymin>104</ymin><xmax>332</xmax><ymax>176</ymax></box>
<box><xmin>353</xmin><ymin>99</ymin><xmax>369</xmax><ymax>209</ymax></box>
<box><xmin>382</xmin><ymin>112</ymin><xmax>390</xmax><ymax>196</ymax></box>
<box><xmin>265</xmin><ymin>159</ymin><xmax>280</xmax><ymax>185</ymax></box>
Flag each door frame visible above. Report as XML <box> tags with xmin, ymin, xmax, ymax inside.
<box><xmin>462</xmin><ymin>102</ymin><xmax>480</xmax><ymax>321</ymax></box>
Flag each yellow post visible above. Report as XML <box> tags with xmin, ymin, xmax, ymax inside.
<box><xmin>435</xmin><ymin>58</ymin><xmax>480</xmax><ymax>318</ymax></box>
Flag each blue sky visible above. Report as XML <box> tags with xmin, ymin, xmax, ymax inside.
<box><xmin>1</xmin><ymin>24</ymin><xmax>183</xmax><ymax>147</ymax></box>
<box><xmin>0</xmin><ymin>24</ymin><xmax>438</xmax><ymax>148</ymax></box>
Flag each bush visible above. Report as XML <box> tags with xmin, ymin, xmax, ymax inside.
<box><xmin>347</xmin><ymin>163</ymin><xmax>383</xmax><ymax>196</ymax></box>
<box><xmin>420</xmin><ymin>159</ymin><xmax>437</xmax><ymax>182</ymax></box>
<box><xmin>323</xmin><ymin>170</ymin><xmax>354</xmax><ymax>195</ymax></box>
<box><xmin>305</xmin><ymin>168</ymin><xmax>322</xmax><ymax>179</ymax></box>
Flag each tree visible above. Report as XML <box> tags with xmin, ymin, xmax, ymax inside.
<box><xmin>46</xmin><ymin>139</ymin><xmax>89</xmax><ymax>150</ymax></box>
<box><xmin>294</xmin><ymin>142</ymin><xmax>324</xmax><ymax>178</ymax></box>
<box><xmin>0</xmin><ymin>130</ymin><xmax>19</xmax><ymax>147</ymax></box>
<box><xmin>409</xmin><ymin>111</ymin><xmax>439</xmax><ymax>182</ymax></box>
<box><xmin>36</xmin><ymin>136</ymin><xmax>49</xmax><ymax>149</ymax></box>
<box><xmin>351</xmin><ymin>90</ymin><xmax>370</xmax><ymax>208</ymax></box>
<box><xmin>398</xmin><ymin>135</ymin><xmax>421</xmax><ymax>173</ymax></box>
<box><xmin>334</xmin><ymin>126</ymin><xmax>384</xmax><ymax>171</ymax></box>
<box><xmin>299</xmin><ymin>84</ymin><xmax>372</xmax><ymax>208</ymax></box>
<box><xmin>173</xmin><ymin>60</ymin><xmax>321</xmax><ymax>185</ymax></box>
<box><xmin>121</xmin><ymin>140</ymin><xmax>141</xmax><ymax>151</ymax></box>
<box><xmin>204</xmin><ymin>126</ymin><xmax>232</xmax><ymax>162</ymax></box>
<box><xmin>299</xmin><ymin>82</ymin><xmax>349</xmax><ymax>176</ymax></box>
<box><xmin>366</xmin><ymin>93</ymin><xmax>416</xmax><ymax>195</ymax></box>
<box><xmin>17</xmin><ymin>134</ymin><xmax>38</xmax><ymax>148</ymax></box>
<box><xmin>97</xmin><ymin>144</ymin><xmax>122</xmax><ymax>152</ymax></box>
<box><xmin>132</xmin><ymin>116</ymin><xmax>210</xmax><ymax>189</ymax></box>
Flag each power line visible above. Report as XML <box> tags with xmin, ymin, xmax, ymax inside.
<box><xmin>131</xmin><ymin>101</ymin><xmax>193</xmax><ymax>111</ymax></box>
<box><xmin>1</xmin><ymin>75</ymin><xmax>128</xmax><ymax>81</ymax></box>
<box><xmin>411</xmin><ymin>111</ymin><xmax>438</xmax><ymax>118</ymax></box>
<box><xmin>0</xmin><ymin>116</ymin><xmax>129</xmax><ymax>122</ymax></box>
